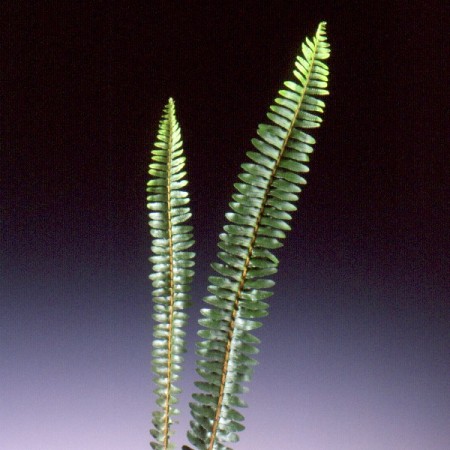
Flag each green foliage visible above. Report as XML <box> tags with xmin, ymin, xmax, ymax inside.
<box><xmin>148</xmin><ymin>22</ymin><xmax>330</xmax><ymax>450</ymax></box>
<box><xmin>147</xmin><ymin>98</ymin><xmax>195</xmax><ymax>449</ymax></box>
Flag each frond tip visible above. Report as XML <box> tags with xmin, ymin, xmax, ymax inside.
<box><xmin>148</xmin><ymin>98</ymin><xmax>195</xmax><ymax>449</ymax></box>
<box><xmin>188</xmin><ymin>22</ymin><xmax>330</xmax><ymax>449</ymax></box>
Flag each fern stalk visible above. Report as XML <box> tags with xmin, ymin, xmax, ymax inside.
<box><xmin>187</xmin><ymin>22</ymin><xmax>330</xmax><ymax>449</ymax></box>
<box><xmin>147</xmin><ymin>98</ymin><xmax>195</xmax><ymax>449</ymax></box>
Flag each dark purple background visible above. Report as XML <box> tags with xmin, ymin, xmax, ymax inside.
<box><xmin>2</xmin><ymin>2</ymin><xmax>449</xmax><ymax>449</ymax></box>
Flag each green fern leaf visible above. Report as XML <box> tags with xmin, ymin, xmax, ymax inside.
<box><xmin>188</xmin><ymin>22</ymin><xmax>330</xmax><ymax>449</ymax></box>
<box><xmin>148</xmin><ymin>98</ymin><xmax>195</xmax><ymax>449</ymax></box>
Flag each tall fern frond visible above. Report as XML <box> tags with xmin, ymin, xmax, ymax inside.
<box><xmin>187</xmin><ymin>22</ymin><xmax>330</xmax><ymax>449</ymax></box>
<box><xmin>147</xmin><ymin>98</ymin><xmax>195</xmax><ymax>449</ymax></box>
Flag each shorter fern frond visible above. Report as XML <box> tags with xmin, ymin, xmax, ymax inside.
<box><xmin>147</xmin><ymin>98</ymin><xmax>195</xmax><ymax>449</ymax></box>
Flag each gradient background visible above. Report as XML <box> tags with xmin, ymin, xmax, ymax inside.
<box><xmin>2</xmin><ymin>2</ymin><xmax>449</xmax><ymax>449</ymax></box>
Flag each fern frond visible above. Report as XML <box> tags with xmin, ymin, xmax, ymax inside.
<box><xmin>147</xmin><ymin>98</ymin><xmax>195</xmax><ymax>449</ymax></box>
<box><xmin>187</xmin><ymin>22</ymin><xmax>330</xmax><ymax>449</ymax></box>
